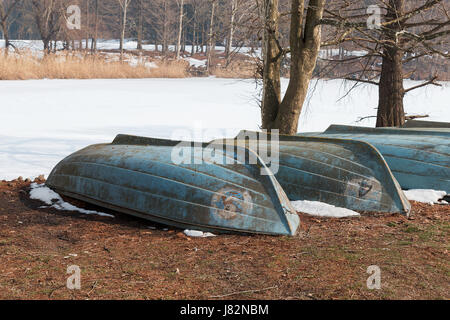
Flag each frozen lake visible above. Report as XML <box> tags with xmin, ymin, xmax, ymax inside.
<box><xmin>0</xmin><ymin>77</ymin><xmax>449</xmax><ymax>180</ymax></box>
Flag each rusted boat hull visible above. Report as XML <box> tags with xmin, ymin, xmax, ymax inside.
<box><xmin>222</xmin><ymin>132</ymin><xmax>410</xmax><ymax>215</ymax></box>
<box><xmin>301</xmin><ymin>125</ymin><xmax>450</xmax><ymax>193</ymax></box>
<box><xmin>46</xmin><ymin>135</ymin><xmax>300</xmax><ymax>236</ymax></box>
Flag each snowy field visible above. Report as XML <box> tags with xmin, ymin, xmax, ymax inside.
<box><xmin>1</xmin><ymin>77</ymin><xmax>449</xmax><ymax>181</ymax></box>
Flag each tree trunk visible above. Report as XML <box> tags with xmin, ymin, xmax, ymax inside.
<box><xmin>176</xmin><ymin>0</ymin><xmax>184</xmax><ymax>59</ymax></box>
<box><xmin>137</xmin><ymin>0</ymin><xmax>143</xmax><ymax>50</ymax></box>
<box><xmin>119</xmin><ymin>9</ymin><xmax>124</xmax><ymax>53</ymax></box>
<box><xmin>91</xmin><ymin>0</ymin><xmax>99</xmax><ymax>53</ymax></box>
<box><xmin>120</xmin><ymin>2</ymin><xmax>128</xmax><ymax>61</ymax></box>
<box><xmin>191</xmin><ymin>15</ymin><xmax>196</xmax><ymax>56</ymax></box>
<box><xmin>85</xmin><ymin>0</ymin><xmax>90</xmax><ymax>51</ymax></box>
<box><xmin>0</xmin><ymin>1</ymin><xmax>16</xmax><ymax>56</ymax></box>
<box><xmin>200</xmin><ymin>27</ymin><xmax>205</xmax><ymax>53</ymax></box>
<box><xmin>376</xmin><ymin>0</ymin><xmax>406</xmax><ymax>127</ymax></box>
<box><xmin>0</xmin><ymin>20</ymin><xmax>9</xmax><ymax>55</ymax></box>
<box><xmin>162</xmin><ymin>0</ymin><xmax>168</xmax><ymax>55</ymax></box>
<box><xmin>262</xmin><ymin>0</ymin><xmax>325</xmax><ymax>134</ymax></box>
<box><xmin>261</xmin><ymin>0</ymin><xmax>282</xmax><ymax>129</ymax></box>
<box><xmin>225</xmin><ymin>0</ymin><xmax>237</xmax><ymax>61</ymax></box>
<box><xmin>207</xmin><ymin>1</ymin><xmax>216</xmax><ymax>72</ymax></box>
<box><xmin>43</xmin><ymin>39</ymin><xmax>51</xmax><ymax>54</ymax></box>
<box><xmin>377</xmin><ymin>47</ymin><xmax>405</xmax><ymax>127</ymax></box>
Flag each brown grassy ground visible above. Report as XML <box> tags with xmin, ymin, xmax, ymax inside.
<box><xmin>0</xmin><ymin>52</ymin><xmax>187</xmax><ymax>80</ymax></box>
<box><xmin>0</xmin><ymin>179</ymin><xmax>448</xmax><ymax>300</ymax></box>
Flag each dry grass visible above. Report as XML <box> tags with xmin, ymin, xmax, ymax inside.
<box><xmin>210</xmin><ymin>58</ymin><xmax>258</xmax><ymax>79</ymax></box>
<box><xmin>0</xmin><ymin>51</ymin><xmax>187</xmax><ymax>80</ymax></box>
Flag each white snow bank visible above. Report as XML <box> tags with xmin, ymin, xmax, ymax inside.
<box><xmin>291</xmin><ymin>200</ymin><xmax>360</xmax><ymax>218</ymax></box>
<box><xmin>404</xmin><ymin>189</ymin><xmax>447</xmax><ymax>205</ymax></box>
<box><xmin>184</xmin><ymin>230</ymin><xmax>216</xmax><ymax>238</ymax></box>
<box><xmin>29</xmin><ymin>183</ymin><xmax>114</xmax><ymax>218</ymax></box>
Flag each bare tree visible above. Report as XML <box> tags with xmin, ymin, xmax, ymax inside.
<box><xmin>91</xmin><ymin>0</ymin><xmax>99</xmax><ymax>52</ymax></box>
<box><xmin>31</xmin><ymin>0</ymin><xmax>64</xmax><ymax>54</ymax></box>
<box><xmin>176</xmin><ymin>0</ymin><xmax>184</xmax><ymax>59</ymax></box>
<box><xmin>0</xmin><ymin>0</ymin><xmax>20</xmax><ymax>55</ymax></box>
<box><xmin>136</xmin><ymin>0</ymin><xmax>143</xmax><ymax>50</ymax></box>
<box><xmin>261</xmin><ymin>0</ymin><xmax>282</xmax><ymax>129</ymax></box>
<box><xmin>261</xmin><ymin>0</ymin><xmax>326</xmax><ymax>134</ymax></box>
<box><xmin>147</xmin><ymin>0</ymin><xmax>178</xmax><ymax>55</ymax></box>
<box><xmin>207</xmin><ymin>0</ymin><xmax>216</xmax><ymax>71</ymax></box>
<box><xmin>225</xmin><ymin>0</ymin><xmax>237</xmax><ymax>61</ymax></box>
<box><xmin>321</xmin><ymin>0</ymin><xmax>450</xmax><ymax>127</ymax></box>
<box><xmin>117</xmin><ymin>0</ymin><xmax>132</xmax><ymax>60</ymax></box>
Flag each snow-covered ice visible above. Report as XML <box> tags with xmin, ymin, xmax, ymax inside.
<box><xmin>0</xmin><ymin>78</ymin><xmax>449</xmax><ymax>180</ymax></box>
<box><xmin>29</xmin><ymin>183</ymin><xmax>114</xmax><ymax>218</ymax></box>
<box><xmin>184</xmin><ymin>230</ymin><xmax>216</xmax><ymax>238</ymax></box>
<box><xmin>292</xmin><ymin>200</ymin><xmax>361</xmax><ymax>218</ymax></box>
<box><xmin>404</xmin><ymin>189</ymin><xmax>448</xmax><ymax>205</ymax></box>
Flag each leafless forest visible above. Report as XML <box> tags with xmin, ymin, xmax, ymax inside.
<box><xmin>1</xmin><ymin>1</ymin><xmax>448</xmax><ymax>77</ymax></box>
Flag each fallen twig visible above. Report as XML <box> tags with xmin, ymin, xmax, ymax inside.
<box><xmin>87</xmin><ymin>280</ymin><xmax>98</xmax><ymax>296</ymax></box>
<box><xmin>210</xmin><ymin>286</ymin><xmax>278</xmax><ymax>298</ymax></box>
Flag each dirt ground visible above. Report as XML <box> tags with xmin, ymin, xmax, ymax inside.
<box><xmin>0</xmin><ymin>179</ymin><xmax>448</xmax><ymax>300</ymax></box>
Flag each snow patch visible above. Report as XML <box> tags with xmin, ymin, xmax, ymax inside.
<box><xmin>184</xmin><ymin>230</ymin><xmax>216</xmax><ymax>238</ymax></box>
<box><xmin>29</xmin><ymin>183</ymin><xmax>114</xmax><ymax>218</ymax></box>
<box><xmin>404</xmin><ymin>189</ymin><xmax>447</xmax><ymax>205</ymax></box>
<box><xmin>186</xmin><ymin>57</ymin><xmax>206</xmax><ymax>68</ymax></box>
<box><xmin>291</xmin><ymin>200</ymin><xmax>360</xmax><ymax>218</ymax></box>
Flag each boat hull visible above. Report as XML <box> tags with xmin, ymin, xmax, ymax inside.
<box><xmin>402</xmin><ymin>120</ymin><xmax>450</xmax><ymax>129</ymax></box>
<box><xmin>46</xmin><ymin>137</ymin><xmax>300</xmax><ymax>236</ymax></box>
<box><xmin>215</xmin><ymin>132</ymin><xmax>410</xmax><ymax>215</ymax></box>
<box><xmin>301</xmin><ymin>125</ymin><xmax>450</xmax><ymax>193</ymax></box>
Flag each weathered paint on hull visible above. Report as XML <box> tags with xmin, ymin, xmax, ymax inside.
<box><xmin>402</xmin><ymin>120</ymin><xmax>450</xmax><ymax>129</ymax></box>
<box><xmin>301</xmin><ymin>125</ymin><xmax>450</xmax><ymax>193</ymax></box>
<box><xmin>222</xmin><ymin>132</ymin><xmax>410</xmax><ymax>215</ymax></box>
<box><xmin>46</xmin><ymin>136</ymin><xmax>300</xmax><ymax>236</ymax></box>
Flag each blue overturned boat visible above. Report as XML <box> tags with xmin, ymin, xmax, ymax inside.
<box><xmin>402</xmin><ymin>120</ymin><xmax>450</xmax><ymax>129</ymax></box>
<box><xmin>46</xmin><ymin>135</ymin><xmax>300</xmax><ymax>236</ymax></box>
<box><xmin>301</xmin><ymin>125</ymin><xmax>450</xmax><ymax>193</ymax></box>
<box><xmin>219</xmin><ymin>131</ymin><xmax>410</xmax><ymax>215</ymax></box>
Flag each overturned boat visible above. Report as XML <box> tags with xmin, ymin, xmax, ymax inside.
<box><xmin>46</xmin><ymin>135</ymin><xmax>300</xmax><ymax>236</ymax></box>
<box><xmin>217</xmin><ymin>131</ymin><xmax>410</xmax><ymax>215</ymax></box>
<box><xmin>402</xmin><ymin>120</ymin><xmax>450</xmax><ymax>129</ymax></box>
<box><xmin>301</xmin><ymin>125</ymin><xmax>450</xmax><ymax>193</ymax></box>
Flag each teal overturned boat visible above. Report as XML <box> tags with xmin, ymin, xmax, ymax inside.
<box><xmin>219</xmin><ymin>131</ymin><xmax>410</xmax><ymax>215</ymax></box>
<box><xmin>46</xmin><ymin>131</ymin><xmax>412</xmax><ymax>235</ymax></box>
<box><xmin>402</xmin><ymin>120</ymin><xmax>450</xmax><ymax>129</ymax></box>
<box><xmin>46</xmin><ymin>135</ymin><xmax>300</xmax><ymax>236</ymax></box>
<box><xmin>301</xmin><ymin>125</ymin><xmax>450</xmax><ymax>193</ymax></box>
